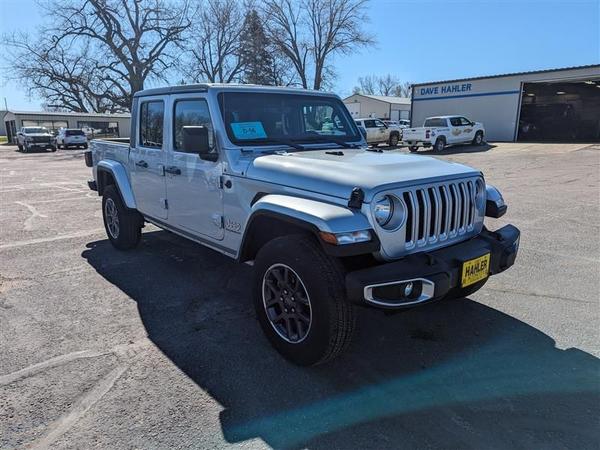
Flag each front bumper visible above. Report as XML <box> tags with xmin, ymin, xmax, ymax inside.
<box><xmin>27</xmin><ymin>142</ymin><xmax>55</xmax><ymax>149</ymax></box>
<box><xmin>346</xmin><ymin>224</ymin><xmax>520</xmax><ymax>309</ymax></box>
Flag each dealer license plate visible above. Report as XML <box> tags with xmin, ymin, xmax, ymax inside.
<box><xmin>461</xmin><ymin>253</ymin><xmax>490</xmax><ymax>287</ymax></box>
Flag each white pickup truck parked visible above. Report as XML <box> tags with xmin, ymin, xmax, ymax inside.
<box><xmin>354</xmin><ymin>118</ymin><xmax>401</xmax><ymax>147</ymax></box>
<box><xmin>85</xmin><ymin>85</ymin><xmax>518</xmax><ymax>366</ymax></box>
<box><xmin>403</xmin><ymin>116</ymin><xmax>485</xmax><ymax>152</ymax></box>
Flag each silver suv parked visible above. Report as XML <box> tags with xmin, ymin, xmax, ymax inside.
<box><xmin>85</xmin><ymin>84</ymin><xmax>519</xmax><ymax>366</ymax></box>
<box><xmin>56</xmin><ymin>128</ymin><xmax>88</xmax><ymax>149</ymax></box>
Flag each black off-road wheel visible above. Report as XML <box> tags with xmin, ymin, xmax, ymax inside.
<box><xmin>409</xmin><ymin>145</ymin><xmax>419</xmax><ymax>152</ymax></box>
<box><xmin>17</xmin><ymin>143</ymin><xmax>23</xmax><ymax>151</ymax></box>
<box><xmin>253</xmin><ymin>234</ymin><xmax>355</xmax><ymax>366</ymax></box>
<box><xmin>102</xmin><ymin>185</ymin><xmax>142</xmax><ymax>250</ymax></box>
<box><xmin>388</xmin><ymin>132</ymin><xmax>399</xmax><ymax>147</ymax></box>
<box><xmin>472</xmin><ymin>131</ymin><xmax>484</xmax><ymax>146</ymax></box>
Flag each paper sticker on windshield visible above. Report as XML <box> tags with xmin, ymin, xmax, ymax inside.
<box><xmin>230</xmin><ymin>122</ymin><xmax>267</xmax><ymax>140</ymax></box>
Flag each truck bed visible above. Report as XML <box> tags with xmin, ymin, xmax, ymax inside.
<box><xmin>90</xmin><ymin>138</ymin><xmax>130</xmax><ymax>167</ymax></box>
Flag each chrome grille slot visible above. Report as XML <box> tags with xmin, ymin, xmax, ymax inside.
<box><xmin>392</xmin><ymin>177</ymin><xmax>483</xmax><ymax>253</ymax></box>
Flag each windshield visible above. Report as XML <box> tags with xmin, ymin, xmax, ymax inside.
<box><xmin>24</xmin><ymin>127</ymin><xmax>49</xmax><ymax>134</ymax></box>
<box><xmin>218</xmin><ymin>92</ymin><xmax>361</xmax><ymax>147</ymax></box>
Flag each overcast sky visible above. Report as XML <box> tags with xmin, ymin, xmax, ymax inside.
<box><xmin>1</xmin><ymin>0</ymin><xmax>598</xmax><ymax>111</ymax></box>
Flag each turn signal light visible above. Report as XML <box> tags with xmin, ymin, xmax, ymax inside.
<box><xmin>319</xmin><ymin>230</ymin><xmax>372</xmax><ymax>245</ymax></box>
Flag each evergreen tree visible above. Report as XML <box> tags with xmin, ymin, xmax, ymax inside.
<box><xmin>239</xmin><ymin>9</ymin><xmax>276</xmax><ymax>85</ymax></box>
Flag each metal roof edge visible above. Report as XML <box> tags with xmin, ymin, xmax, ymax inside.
<box><xmin>412</xmin><ymin>64</ymin><xmax>600</xmax><ymax>87</ymax></box>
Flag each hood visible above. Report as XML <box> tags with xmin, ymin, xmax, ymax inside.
<box><xmin>246</xmin><ymin>149</ymin><xmax>480</xmax><ymax>202</ymax></box>
<box><xmin>25</xmin><ymin>133</ymin><xmax>53</xmax><ymax>137</ymax></box>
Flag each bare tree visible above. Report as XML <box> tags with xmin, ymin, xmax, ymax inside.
<box><xmin>3</xmin><ymin>34</ymin><xmax>123</xmax><ymax>112</ymax></box>
<box><xmin>377</xmin><ymin>73</ymin><xmax>399</xmax><ymax>96</ymax></box>
<box><xmin>263</xmin><ymin>0</ymin><xmax>374</xmax><ymax>90</ymax></box>
<box><xmin>27</xmin><ymin>0</ymin><xmax>190</xmax><ymax>110</ymax></box>
<box><xmin>392</xmin><ymin>81</ymin><xmax>413</xmax><ymax>98</ymax></box>
<box><xmin>354</xmin><ymin>74</ymin><xmax>412</xmax><ymax>97</ymax></box>
<box><xmin>356</xmin><ymin>75</ymin><xmax>376</xmax><ymax>94</ymax></box>
<box><xmin>182</xmin><ymin>0</ymin><xmax>244</xmax><ymax>83</ymax></box>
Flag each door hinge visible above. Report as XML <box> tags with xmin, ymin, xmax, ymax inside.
<box><xmin>162</xmin><ymin>198</ymin><xmax>169</xmax><ymax>210</ymax></box>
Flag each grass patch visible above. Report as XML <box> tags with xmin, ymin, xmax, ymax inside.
<box><xmin>0</xmin><ymin>136</ymin><xmax>7</xmax><ymax>143</ymax></box>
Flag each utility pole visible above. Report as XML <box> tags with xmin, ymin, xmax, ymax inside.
<box><xmin>3</xmin><ymin>97</ymin><xmax>7</xmax><ymax>111</ymax></box>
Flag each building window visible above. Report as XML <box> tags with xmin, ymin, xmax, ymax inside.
<box><xmin>139</xmin><ymin>101</ymin><xmax>164</xmax><ymax>148</ymax></box>
<box><xmin>76</xmin><ymin>121</ymin><xmax>120</xmax><ymax>138</ymax></box>
<box><xmin>21</xmin><ymin>119</ymin><xmax>68</xmax><ymax>135</ymax></box>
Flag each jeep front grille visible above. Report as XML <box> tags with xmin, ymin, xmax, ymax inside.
<box><xmin>32</xmin><ymin>136</ymin><xmax>51</xmax><ymax>143</ymax></box>
<box><xmin>403</xmin><ymin>179</ymin><xmax>481</xmax><ymax>250</ymax></box>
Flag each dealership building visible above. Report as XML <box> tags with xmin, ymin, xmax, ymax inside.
<box><xmin>343</xmin><ymin>94</ymin><xmax>411</xmax><ymax>121</ymax></box>
<box><xmin>3</xmin><ymin>110</ymin><xmax>131</xmax><ymax>143</ymax></box>
<box><xmin>410</xmin><ymin>65</ymin><xmax>600</xmax><ymax>142</ymax></box>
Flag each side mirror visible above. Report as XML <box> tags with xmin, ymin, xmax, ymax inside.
<box><xmin>182</xmin><ymin>126</ymin><xmax>217</xmax><ymax>161</ymax></box>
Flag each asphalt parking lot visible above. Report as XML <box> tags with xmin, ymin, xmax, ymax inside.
<box><xmin>1</xmin><ymin>141</ymin><xmax>599</xmax><ymax>449</ymax></box>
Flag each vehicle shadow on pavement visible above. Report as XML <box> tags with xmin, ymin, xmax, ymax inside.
<box><xmin>417</xmin><ymin>143</ymin><xmax>496</xmax><ymax>155</ymax></box>
<box><xmin>82</xmin><ymin>231</ymin><xmax>600</xmax><ymax>450</ymax></box>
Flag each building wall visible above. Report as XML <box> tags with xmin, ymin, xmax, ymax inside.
<box><xmin>344</xmin><ymin>94</ymin><xmax>389</xmax><ymax>119</ymax></box>
<box><xmin>344</xmin><ymin>94</ymin><xmax>411</xmax><ymax>120</ymax></box>
<box><xmin>0</xmin><ymin>111</ymin><xmax>7</xmax><ymax>135</ymax></box>
<box><xmin>411</xmin><ymin>66</ymin><xmax>600</xmax><ymax>141</ymax></box>
<box><xmin>3</xmin><ymin>112</ymin><xmax>131</xmax><ymax>142</ymax></box>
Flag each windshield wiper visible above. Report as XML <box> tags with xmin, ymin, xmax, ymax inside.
<box><xmin>298</xmin><ymin>136</ymin><xmax>358</xmax><ymax>149</ymax></box>
<box><xmin>263</xmin><ymin>138</ymin><xmax>306</xmax><ymax>151</ymax></box>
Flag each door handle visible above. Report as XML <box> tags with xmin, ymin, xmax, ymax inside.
<box><xmin>135</xmin><ymin>160</ymin><xmax>148</xmax><ymax>168</ymax></box>
<box><xmin>165</xmin><ymin>166</ymin><xmax>181</xmax><ymax>175</ymax></box>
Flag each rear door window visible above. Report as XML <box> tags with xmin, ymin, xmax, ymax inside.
<box><xmin>450</xmin><ymin>117</ymin><xmax>462</xmax><ymax>126</ymax></box>
<box><xmin>364</xmin><ymin>120</ymin><xmax>377</xmax><ymax>128</ymax></box>
<box><xmin>140</xmin><ymin>101</ymin><xmax>164</xmax><ymax>148</ymax></box>
<box><xmin>424</xmin><ymin>118</ymin><xmax>447</xmax><ymax>127</ymax></box>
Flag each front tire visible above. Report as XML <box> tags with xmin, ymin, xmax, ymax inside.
<box><xmin>388</xmin><ymin>132</ymin><xmax>399</xmax><ymax>147</ymax></box>
<box><xmin>102</xmin><ymin>185</ymin><xmax>142</xmax><ymax>250</ymax></box>
<box><xmin>409</xmin><ymin>145</ymin><xmax>419</xmax><ymax>152</ymax></box>
<box><xmin>472</xmin><ymin>131</ymin><xmax>484</xmax><ymax>146</ymax></box>
<box><xmin>253</xmin><ymin>235</ymin><xmax>355</xmax><ymax>366</ymax></box>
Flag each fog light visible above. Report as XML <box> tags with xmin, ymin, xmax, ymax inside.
<box><xmin>404</xmin><ymin>282</ymin><xmax>414</xmax><ymax>297</ymax></box>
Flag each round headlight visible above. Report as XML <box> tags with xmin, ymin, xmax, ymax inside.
<box><xmin>373</xmin><ymin>195</ymin><xmax>394</xmax><ymax>227</ymax></box>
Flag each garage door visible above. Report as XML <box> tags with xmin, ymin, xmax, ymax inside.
<box><xmin>518</xmin><ymin>79</ymin><xmax>600</xmax><ymax>142</ymax></box>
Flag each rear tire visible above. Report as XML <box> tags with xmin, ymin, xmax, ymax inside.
<box><xmin>102</xmin><ymin>185</ymin><xmax>142</xmax><ymax>250</ymax></box>
<box><xmin>409</xmin><ymin>145</ymin><xmax>419</xmax><ymax>152</ymax></box>
<box><xmin>253</xmin><ymin>235</ymin><xmax>355</xmax><ymax>366</ymax></box>
<box><xmin>433</xmin><ymin>137</ymin><xmax>446</xmax><ymax>152</ymax></box>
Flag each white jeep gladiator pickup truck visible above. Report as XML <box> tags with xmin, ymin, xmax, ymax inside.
<box><xmin>403</xmin><ymin>116</ymin><xmax>485</xmax><ymax>152</ymax></box>
<box><xmin>85</xmin><ymin>84</ymin><xmax>518</xmax><ymax>366</ymax></box>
